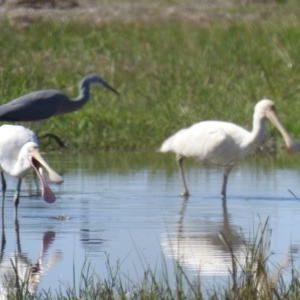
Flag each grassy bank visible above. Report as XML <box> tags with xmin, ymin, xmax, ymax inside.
<box><xmin>0</xmin><ymin>2</ymin><xmax>300</xmax><ymax>151</ymax></box>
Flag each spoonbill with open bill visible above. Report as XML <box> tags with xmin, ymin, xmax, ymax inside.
<box><xmin>160</xmin><ymin>99</ymin><xmax>299</xmax><ymax>198</ymax></box>
<box><xmin>0</xmin><ymin>125</ymin><xmax>63</xmax><ymax>218</ymax></box>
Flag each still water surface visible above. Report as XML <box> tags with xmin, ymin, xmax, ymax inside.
<box><xmin>1</xmin><ymin>152</ymin><xmax>300</xmax><ymax>294</ymax></box>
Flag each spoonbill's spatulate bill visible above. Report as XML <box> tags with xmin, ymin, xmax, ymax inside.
<box><xmin>160</xmin><ymin>99</ymin><xmax>299</xmax><ymax>198</ymax></box>
<box><xmin>0</xmin><ymin>125</ymin><xmax>63</xmax><ymax>218</ymax></box>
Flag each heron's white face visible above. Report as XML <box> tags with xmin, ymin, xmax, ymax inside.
<box><xmin>83</xmin><ymin>73</ymin><xmax>119</xmax><ymax>95</ymax></box>
<box><xmin>92</xmin><ymin>75</ymin><xmax>103</xmax><ymax>85</ymax></box>
<box><xmin>94</xmin><ymin>76</ymin><xmax>119</xmax><ymax>95</ymax></box>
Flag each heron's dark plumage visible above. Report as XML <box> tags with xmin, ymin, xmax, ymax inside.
<box><xmin>0</xmin><ymin>74</ymin><xmax>119</xmax><ymax>123</ymax></box>
<box><xmin>0</xmin><ymin>90</ymin><xmax>66</xmax><ymax>121</ymax></box>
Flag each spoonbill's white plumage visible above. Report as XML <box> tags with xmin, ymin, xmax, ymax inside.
<box><xmin>160</xmin><ymin>99</ymin><xmax>298</xmax><ymax>198</ymax></box>
<box><xmin>0</xmin><ymin>125</ymin><xmax>63</xmax><ymax>218</ymax></box>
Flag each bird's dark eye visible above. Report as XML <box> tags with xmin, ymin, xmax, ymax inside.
<box><xmin>267</xmin><ymin>105</ymin><xmax>275</xmax><ymax>112</ymax></box>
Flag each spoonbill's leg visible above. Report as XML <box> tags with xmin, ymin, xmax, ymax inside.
<box><xmin>221</xmin><ymin>165</ymin><xmax>234</xmax><ymax>198</ymax></box>
<box><xmin>176</xmin><ymin>154</ymin><xmax>189</xmax><ymax>197</ymax></box>
<box><xmin>0</xmin><ymin>207</ymin><xmax>5</xmax><ymax>259</ymax></box>
<box><xmin>14</xmin><ymin>179</ymin><xmax>22</xmax><ymax>220</ymax></box>
<box><xmin>1</xmin><ymin>172</ymin><xmax>6</xmax><ymax>214</ymax></box>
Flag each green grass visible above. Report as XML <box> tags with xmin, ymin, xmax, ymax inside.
<box><xmin>1</xmin><ymin>3</ymin><xmax>300</xmax><ymax>152</ymax></box>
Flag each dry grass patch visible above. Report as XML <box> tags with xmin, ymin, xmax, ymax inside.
<box><xmin>0</xmin><ymin>0</ymin><xmax>298</xmax><ymax>26</ymax></box>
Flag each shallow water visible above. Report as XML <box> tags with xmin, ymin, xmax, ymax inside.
<box><xmin>1</xmin><ymin>152</ymin><xmax>300</xmax><ymax>295</ymax></box>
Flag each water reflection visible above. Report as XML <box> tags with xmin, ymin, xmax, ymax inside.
<box><xmin>1</xmin><ymin>152</ymin><xmax>300</xmax><ymax>294</ymax></box>
<box><xmin>162</xmin><ymin>197</ymin><xmax>245</xmax><ymax>275</ymax></box>
<box><xmin>0</xmin><ymin>218</ymin><xmax>61</xmax><ymax>298</ymax></box>
<box><xmin>80</xmin><ymin>228</ymin><xmax>105</xmax><ymax>252</ymax></box>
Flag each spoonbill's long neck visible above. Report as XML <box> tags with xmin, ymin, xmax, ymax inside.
<box><xmin>10</xmin><ymin>146</ymin><xmax>31</xmax><ymax>178</ymax></box>
<box><xmin>246</xmin><ymin>114</ymin><xmax>267</xmax><ymax>151</ymax></box>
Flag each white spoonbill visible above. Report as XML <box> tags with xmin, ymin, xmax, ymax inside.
<box><xmin>160</xmin><ymin>99</ymin><xmax>299</xmax><ymax>198</ymax></box>
<box><xmin>0</xmin><ymin>125</ymin><xmax>63</xmax><ymax>218</ymax></box>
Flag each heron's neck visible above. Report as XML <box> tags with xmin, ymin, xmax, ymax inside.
<box><xmin>68</xmin><ymin>83</ymin><xmax>91</xmax><ymax>113</ymax></box>
<box><xmin>75</xmin><ymin>83</ymin><xmax>90</xmax><ymax>103</ymax></box>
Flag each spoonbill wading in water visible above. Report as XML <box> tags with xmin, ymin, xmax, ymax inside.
<box><xmin>0</xmin><ymin>73</ymin><xmax>119</xmax><ymax>132</ymax></box>
<box><xmin>160</xmin><ymin>99</ymin><xmax>299</xmax><ymax>198</ymax></box>
<box><xmin>0</xmin><ymin>125</ymin><xmax>63</xmax><ymax>218</ymax></box>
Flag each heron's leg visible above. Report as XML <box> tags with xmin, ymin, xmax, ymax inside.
<box><xmin>38</xmin><ymin>133</ymin><xmax>66</xmax><ymax>148</ymax></box>
<box><xmin>36</xmin><ymin>120</ymin><xmax>45</xmax><ymax>133</ymax></box>
<box><xmin>176</xmin><ymin>154</ymin><xmax>189</xmax><ymax>197</ymax></box>
<box><xmin>14</xmin><ymin>179</ymin><xmax>22</xmax><ymax>220</ymax></box>
<box><xmin>221</xmin><ymin>165</ymin><xmax>234</xmax><ymax>198</ymax></box>
<box><xmin>1</xmin><ymin>172</ymin><xmax>6</xmax><ymax>215</ymax></box>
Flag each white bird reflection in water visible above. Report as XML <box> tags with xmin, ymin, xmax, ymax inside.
<box><xmin>162</xmin><ymin>198</ymin><xmax>247</xmax><ymax>276</ymax></box>
<box><xmin>0</xmin><ymin>219</ymin><xmax>62</xmax><ymax>298</ymax></box>
<box><xmin>161</xmin><ymin>197</ymin><xmax>299</xmax><ymax>280</ymax></box>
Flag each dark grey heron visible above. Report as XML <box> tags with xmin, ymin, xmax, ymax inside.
<box><xmin>0</xmin><ymin>73</ymin><xmax>119</xmax><ymax>128</ymax></box>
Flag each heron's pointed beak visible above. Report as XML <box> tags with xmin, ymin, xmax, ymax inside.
<box><xmin>31</xmin><ymin>148</ymin><xmax>63</xmax><ymax>203</ymax></box>
<box><xmin>101</xmin><ymin>81</ymin><xmax>120</xmax><ymax>95</ymax></box>
<box><xmin>267</xmin><ymin>109</ymin><xmax>299</xmax><ymax>152</ymax></box>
